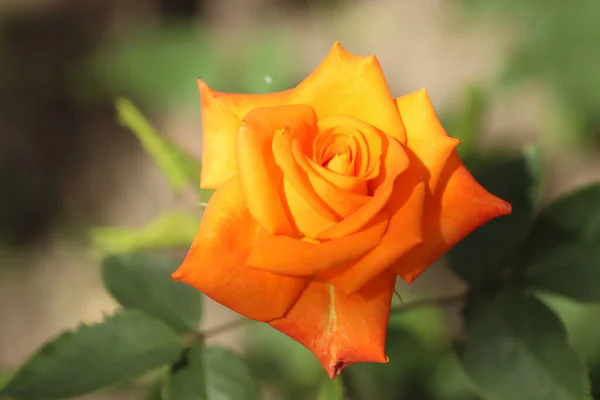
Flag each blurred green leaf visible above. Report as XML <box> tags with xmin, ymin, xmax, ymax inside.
<box><xmin>241</xmin><ymin>34</ymin><xmax>296</xmax><ymax>94</ymax></box>
<box><xmin>345</xmin><ymin>325</ymin><xmax>433</xmax><ymax>400</ymax></box>
<box><xmin>163</xmin><ymin>345</ymin><xmax>207</xmax><ymax>400</ymax></box>
<box><xmin>316</xmin><ymin>378</ymin><xmax>344</xmax><ymax>400</ymax></box>
<box><xmin>442</xmin><ymin>84</ymin><xmax>488</xmax><ymax>158</ymax></box>
<box><xmin>203</xmin><ymin>347</ymin><xmax>259</xmax><ymax>400</ymax></box>
<box><xmin>521</xmin><ymin>184</ymin><xmax>600</xmax><ymax>302</ymax></box>
<box><xmin>89</xmin><ymin>211</ymin><xmax>199</xmax><ymax>255</ymax></box>
<box><xmin>244</xmin><ymin>323</ymin><xmax>323</xmax><ymax>400</ymax></box>
<box><xmin>448</xmin><ymin>147</ymin><xmax>543</xmax><ymax>284</ymax></box>
<box><xmin>116</xmin><ymin>97</ymin><xmax>210</xmax><ymax>198</ymax></box>
<box><xmin>164</xmin><ymin>345</ymin><xmax>258</xmax><ymax>400</ymax></box>
<box><xmin>147</xmin><ymin>378</ymin><xmax>165</xmax><ymax>400</ymax></box>
<box><xmin>1</xmin><ymin>310</ymin><xmax>182</xmax><ymax>399</ymax></box>
<box><xmin>96</xmin><ymin>24</ymin><xmax>217</xmax><ymax>108</ymax></box>
<box><xmin>540</xmin><ymin>293</ymin><xmax>600</xmax><ymax>363</ymax></box>
<box><xmin>458</xmin><ymin>289</ymin><xmax>590</xmax><ymax>400</ymax></box>
<box><xmin>429</xmin><ymin>354</ymin><xmax>480</xmax><ymax>400</ymax></box>
<box><xmin>461</xmin><ymin>0</ymin><xmax>600</xmax><ymax>146</ymax></box>
<box><xmin>102</xmin><ymin>252</ymin><xmax>202</xmax><ymax>333</ymax></box>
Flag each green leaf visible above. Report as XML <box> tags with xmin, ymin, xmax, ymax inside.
<box><xmin>316</xmin><ymin>378</ymin><xmax>344</xmax><ymax>400</ymax></box>
<box><xmin>442</xmin><ymin>84</ymin><xmax>488</xmax><ymax>158</ymax></box>
<box><xmin>244</xmin><ymin>323</ymin><xmax>323</xmax><ymax>400</ymax></box>
<box><xmin>241</xmin><ymin>34</ymin><xmax>296</xmax><ymax>94</ymax></box>
<box><xmin>89</xmin><ymin>211</ymin><xmax>199</xmax><ymax>255</ymax></box>
<box><xmin>447</xmin><ymin>147</ymin><xmax>543</xmax><ymax>284</ymax></box>
<box><xmin>95</xmin><ymin>24</ymin><xmax>217</xmax><ymax>108</ymax></box>
<box><xmin>345</xmin><ymin>325</ymin><xmax>434</xmax><ymax>400</ymax></box>
<box><xmin>1</xmin><ymin>310</ymin><xmax>182</xmax><ymax>399</ymax></box>
<box><xmin>204</xmin><ymin>347</ymin><xmax>259</xmax><ymax>400</ymax></box>
<box><xmin>521</xmin><ymin>184</ymin><xmax>600</xmax><ymax>302</ymax></box>
<box><xmin>163</xmin><ymin>345</ymin><xmax>207</xmax><ymax>400</ymax></box>
<box><xmin>116</xmin><ymin>97</ymin><xmax>209</xmax><ymax>198</ymax></box>
<box><xmin>458</xmin><ymin>289</ymin><xmax>591</xmax><ymax>400</ymax></box>
<box><xmin>102</xmin><ymin>252</ymin><xmax>202</xmax><ymax>333</ymax></box>
<box><xmin>164</xmin><ymin>346</ymin><xmax>258</xmax><ymax>400</ymax></box>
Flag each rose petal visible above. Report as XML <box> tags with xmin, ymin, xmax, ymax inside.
<box><xmin>269</xmin><ymin>271</ymin><xmax>397</xmax><ymax>378</ymax></box>
<box><xmin>316</xmin><ymin>115</ymin><xmax>384</xmax><ymax>180</ymax></box>
<box><xmin>172</xmin><ymin>178</ymin><xmax>308</xmax><ymax>321</ymax></box>
<box><xmin>272</xmin><ymin>128</ymin><xmax>341</xmax><ymax>224</ymax></box>
<box><xmin>307</xmin><ymin>159</ymin><xmax>369</xmax><ymax>196</ymax></box>
<box><xmin>396</xmin><ymin>89</ymin><xmax>459</xmax><ymax>192</ymax></box>
<box><xmin>393</xmin><ymin>153</ymin><xmax>512</xmax><ymax>283</ymax></box>
<box><xmin>274</xmin><ymin>129</ymin><xmax>372</xmax><ymax>237</ymax></box>
<box><xmin>288</xmin><ymin>42</ymin><xmax>406</xmax><ymax>143</ymax></box>
<box><xmin>247</xmin><ymin>213</ymin><xmax>389</xmax><ymax>275</ymax></box>
<box><xmin>238</xmin><ymin>105</ymin><xmax>318</xmax><ymax>235</ymax></box>
<box><xmin>316</xmin><ymin>134</ymin><xmax>409</xmax><ymax>240</ymax></box>
<box><xmin>391</xmin><ymin>89</ymin><xmax>511</xmax><ymax>283</ymax></box>
<box><xmin>320</xmin><ymin>178</ymin><xmax>426</xmax><ymax>294</ymax></box>
<box><xmin>197</xmin><ymin>79</ymin><xmax>291</xmax><ymax>189</ymax></box>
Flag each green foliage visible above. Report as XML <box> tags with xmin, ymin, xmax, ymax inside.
<box><xmin>1</xmin><ymin>310</ymin><xmax>182</xmax><ymax>399</ymax></box>
<box><xmin>448</xmin><ymin>147</ymin><xmax>543</xmax><ymax>284</ymax></box>
<box><xmin>163</xmin><ymin>345</ymin><xmax>207</xmax><ymax>400</ymax></box>
<box><xmin>102</xmin><ymin>252</ymin><xmax>203</xmax><ymax>333</ymax></box>
<box><xmin>244</xmin><ymin>323</ymin><xmax>324</xmax><ymax>400</ymax></box>
<box><xmin>202</xmin><ymin>347</ymin><xmax>259</xmax><ymax>400</ymax></box>
<box><xmin>95</xmin><ymin>24</ymin><xmax>297</xmax><ymax>108</ymax></box>
<box><xmin>89</xmin><ymin>211</ymin><xmax>199</xmax><ymax>255</ymax></box>
<box><xmin>442</xmin><ymin>84</ymin><xmax>488</xmax><ymax>158</ymax></box>
<box><xmin>460</xmin><ymin>0</ymin><xmax>600</xmax><ymax>145</ymax></box>
<box><xmin>166</xmin><ymin>346</ymin><xmax>258</xmax><ymax>400</ymax></box>
<box><xmin>96</xmin><ymin>24</ymin><xmax>218</xmax><ymax>108</ymax></box>
<box><xmin>116</xmin><ymin>97</ymin><xmax>210</xmax><ymax>197</ymax></box>
<box><xmin>459</xmin><ymin>289</ymin><xmax>591</xmax><ymax>400</ymax></box>
<box><xmin>241</xmin><ymin>34</ymin><xmax>297</xmax><ymax>95</ymax></box>
<box><xmin>521</xmin><ymin>184</ymin><xmax>600</xmax><ymax>302</ymax></box>
<box><xmin>316</xmin><ymin>377</ymin><xmax>344</xmax><ymax>400</ymax></box>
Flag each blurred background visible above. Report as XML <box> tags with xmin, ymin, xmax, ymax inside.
<box><xmin>1</xmin><ymin>0</ymin><xmax>600</xmax><ymax>399</ymax></box>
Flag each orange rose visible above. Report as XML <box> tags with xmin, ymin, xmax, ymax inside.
<box><xmin>173</xmin><ymin>42</ymin><xmax>511</xmax><ymax>378</ymax></box>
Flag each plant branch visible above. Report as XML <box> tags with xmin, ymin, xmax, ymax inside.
<box><xmin>200</xmin><ymin>318</ymin><xmax>250</xmax><ymax>339</ymax></box>
<box><xmin>390</xmin><ymin>290</ymin><xmax>469</xmax><ymax>314</ymax></box>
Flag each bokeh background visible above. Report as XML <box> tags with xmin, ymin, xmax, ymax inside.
<box><xmin>1</xmin><ymin>0</ymin><xmax>600</xmax><ymax>399</ymax></box>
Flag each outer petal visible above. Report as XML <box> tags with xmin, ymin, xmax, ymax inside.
<box><xmin>288</xmin><ymin>42</ymin><xmax>406</xmax><ymax>143</ymax></box>
<box><xmin>396</xmin><ymin>89</ymin><xmax>459</xmax><ymax>192</ymax></box>
<box><xmin>198</xmin><ymin>79</ymin><xmax>292</xmax><ymax>189</ymax></box>
<box><xmin>393</xmin><ymin>152</ymin><xmax>512</xmax><ymax>283</ymax></box>
<box><xmin>269</xmin><ymin>271</ymin><xmax>397</xmax><ymax>378</ymax></box>
<box><xmin>247</xmin><ymin>213</ymin><xmax>389</xmax><ymax>275</ymax></box>
<box><xmin>392</xmin><ymin>89</ymin><xmax>511</xmax><ymax>283</ymax></box>
<box><xmin>172</xmin><ymin>178</ymin><xmax>308</xmax><ymax>321</ymax></box>
<box><xmin>238</xmin><ymin>105</ymin><xmax>318</xmax><ymax>235</ymax></box>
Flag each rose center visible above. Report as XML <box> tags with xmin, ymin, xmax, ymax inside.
<box><xmin>324</xmin><ymin>151</ymin><xmax>352</xmax><ymax>174</ymax></box>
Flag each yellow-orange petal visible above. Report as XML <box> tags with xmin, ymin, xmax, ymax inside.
<box><xmin>198</xmin><ymin>79</ymin><xmax>292</xmax><ymax>189</ymax></box>
<box><xmin>396</xmin><ymin>89</ymin><xmax>459</xmax><ymax>192</ymax></box>
<box><xmin>288</xmin><ymin>42</ymin><xmax>406</xmax><ymax>143</ymax></box>
<box><xmin>393</xmin><ymin>153</ymin><xmax>512</xmax><ymax>283</ymax></box>
<box><xmin>315</xmin><ymin>115</ymin><xmax>384</xmax><ymax>180</ymax></box>
<box><xmin>269</xmin><ymin>270</ymin><xmax>397</xmax><ymax>378</ymax></box>
<box><xmin>320</xmin><ymin>179</ymin><xmax>426</xmax><ymax>294</ymax></box>
<box><xmin>247</xmin><ymin>213</ymin><xmax>389</xmax><ymax>275</ymax></box>
<box><xmin>172</xmin><ymin>178</ymin><xmax>308</xmax><ymax>321</ymax></box>
<box><xmin>316</xmin><ymin>133</ymin><xmax>409</xmax><ymax>240</ymax></box>
<box><xmin>238</xmin><ymin>105</ymin><xmax>318</xmax><ymax>235</ymax></box>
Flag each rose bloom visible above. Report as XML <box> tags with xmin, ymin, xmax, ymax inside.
<box><xmin>173</xmin><ymin>42</ymin><xmax>511</xmax><ymax>378</ymax></box>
